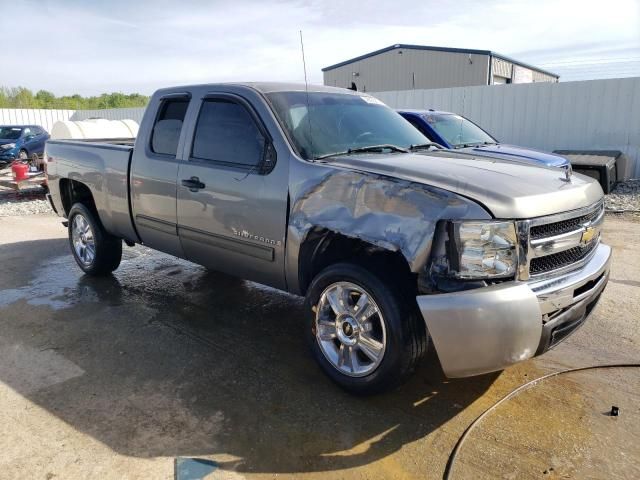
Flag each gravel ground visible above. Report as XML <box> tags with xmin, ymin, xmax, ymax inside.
<box><xmin>0</xmin><ymin>187</ymin><xmax>52</xmax><ymax>217</ymax></box>
<box><xmin>605</xmin><ymin>179</ymin><xmax>640</xmax><ymax>212</ymax></box>
<box><xmin>0</xmin><ymin>166</ymin><xmax>52</xmax><ymax>217</ymax></box>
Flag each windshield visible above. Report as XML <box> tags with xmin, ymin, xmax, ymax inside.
<box><xmin>426</xmin><ymin>114</ymin><xmax>496</xmax><ymax>148</ymax></box>
<box><xmin>0</xmin><ymin>127</ymin><xmax>23</xmax><ymax>140</ymax></box>
<box><xmin>266</xmin><ymin>92</ymin><xmax>428</xmax><ymax>159</ymax></box>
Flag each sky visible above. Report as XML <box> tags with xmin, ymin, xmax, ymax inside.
<box><xmin>2</xmin><ymin>0</ymin><xmax>639</xmax><ymax>96</ymax></box>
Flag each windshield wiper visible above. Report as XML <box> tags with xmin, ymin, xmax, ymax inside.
<box><xmin>315</xmin><ymin>144</ymin><xmax>408</xmax><ymax>160</ymax></box>
<box><xmin>409</xmin><ymin>142</ymin><xmax>443</xmax><ymax>151</ymax></box>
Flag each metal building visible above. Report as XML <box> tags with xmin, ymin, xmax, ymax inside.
<box><xmin>322</xmin><ymin>44</ymin><xmax>559</xmax><ymax>92</ymax></box>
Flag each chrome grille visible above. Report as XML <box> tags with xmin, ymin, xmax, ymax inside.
<box><xmin>519</xmin><ymin>201</ymin><xmax>604</xmax><ymax>280</ymax></box>
<box><xmin>530</xmin><ymin>204</ymin><xmax>603</xmax><ymax>240</ymax></box>
<box><xmin>529</xmin><ymin>243</ymin><xmax>597</xmax><ymax>275</ymax></box>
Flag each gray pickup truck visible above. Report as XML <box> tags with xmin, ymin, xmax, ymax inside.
<box><xmin>45</xmin><ymin>83</ymin><xmax>611</xmax><ymax>394</ymax></box>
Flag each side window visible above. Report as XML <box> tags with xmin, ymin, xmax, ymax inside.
<box><xmin>191</xmin><ymin>100</ymin><xmax>264</xmax><ymax>167</ymax></box>
<box><xmin>150</xmin><ymin>99</ymin><xmax>189</xmax><ymax>156</ymax></box>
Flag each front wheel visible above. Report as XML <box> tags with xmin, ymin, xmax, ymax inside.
<box><xmin>305</xmin><ymin>263</ymin><xmax>427</xmax><ymax>395</ymax></box>
<box><xmin>68</xmin><ymin>203</ymin><xmax>122</xmax><ymax>276</ymax></box>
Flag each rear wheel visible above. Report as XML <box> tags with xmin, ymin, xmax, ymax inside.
<box><xmin>68</xmin><ymin>203</ymin><xmax>122</xmax><ymax>276</ymax></box>
<box><xmin>306</xmin><ymin>262</ymin><xmax>427</xmax><ymax>395</ymax></box>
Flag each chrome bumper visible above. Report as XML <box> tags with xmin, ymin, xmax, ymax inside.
<box><xmin>417</xmin><ymin>243</ymin><xmax>611</xmax><ymax>378</ymax></box>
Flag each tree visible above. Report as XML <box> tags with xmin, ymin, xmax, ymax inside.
<box><xmin>35</xmin><ymin>90</ymin><xmax>55</xmax><ymax>109</ymax></box>
<box><xmin>0</xmin><ymin>86</ymin><xmax>149</xmax><ymax>109</ymax></box>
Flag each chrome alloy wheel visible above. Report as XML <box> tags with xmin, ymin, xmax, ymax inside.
<box><xmin>315</xmin><ymin>281</ymin><xmax>387</xmax><ymax>377</ymax></box>
<box><xmin>71</xmin><ymin>214</ymin><xmax>96</xmax><ymax>266</ymax></box>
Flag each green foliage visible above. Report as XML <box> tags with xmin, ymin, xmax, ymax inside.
<box><xmin>0</xmin><ymin>86</ymin><xmax>149</xmax><ymax>110</ymax></box>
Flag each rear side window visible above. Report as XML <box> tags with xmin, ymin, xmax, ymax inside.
<box><xmin>151</xmin><ymin>99</ymin><xmax>189</xmax><ymax>156</ymax></box>
<box><xmin>191</xmin><ymin>100</ymin><xmax>264</xmax><ymax>167</ymax></box>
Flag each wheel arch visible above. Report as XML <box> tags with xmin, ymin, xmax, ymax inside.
<box><xmin>59</xmin><ymin>178</ymin><xmax>98</xmax><ymax>218</ymax></box>
<box><xmin>297</xmin><ymin>228</ymin><xmax>416</xmax><ymax>297</ymax></box>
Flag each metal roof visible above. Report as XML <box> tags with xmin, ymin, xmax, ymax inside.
<box><xmin>321</xmin><ymin>44</ymin><xmax>559</xmax><ymax>78</ymax></box>
<box><xmin>154</xmin><ymin>82</ymin><xmax>358</xmax><ymax>96</ymax></box>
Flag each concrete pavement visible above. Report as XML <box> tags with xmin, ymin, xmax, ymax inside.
<box><xmin>0</xmin><ymin>214</ymin><xmax>638</xmax><ymax>479</ymax></box>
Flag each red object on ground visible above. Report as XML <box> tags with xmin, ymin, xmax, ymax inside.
<box><xmin>12</xmin><ymin>163</ymin><xmax>29</xmax><ymax>181</ymax></box>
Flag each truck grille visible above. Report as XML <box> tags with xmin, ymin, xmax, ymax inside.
<box><xmin>529</xmin><ymin>244</ymin><xmax>596</xmax><ymax>275</ymax></box>
<box><xmin>530</xmin><ymin>204</ymin><xmax>603</xmax><ymax>240</ymax></box>
<box><xmin>522</xmin><ymin>201</ymin><xmax>603</xmax><ymax>279</ymax></box>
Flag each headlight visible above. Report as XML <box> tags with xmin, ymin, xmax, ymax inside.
<box><xmin>0</xmin><ymin>143</ymin><xmax>16</xmax><ymax>150</ymax></box>
<box><xmin>449</xmin><ymin>220</ymin><xmax>517</xmax><ymax>279</ymax></box>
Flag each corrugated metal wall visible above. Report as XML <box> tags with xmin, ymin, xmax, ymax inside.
<box><xmin>373</xmin><ymin>77</ymin><xmax>640</xmax><ymax>177</ymax></box>
<box><xmin>0</xmin><ymin>108</ymin><xmax>75</xmax><ymax>132</ymax></box>
<box><xmin>323</xmin><ymin>49</ymin><xmax>490</xmax><ymax>92</ymax></box>
<box><xmin>0</xmin><ymin>107</ymin><xmax>146</xmax><ymax>132</ymax></box>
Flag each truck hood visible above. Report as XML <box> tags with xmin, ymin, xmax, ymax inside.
<box><xmin>461</xmin><ymin>143</ymin><xmax>570</xmax><ymax>168</ymax></box>
<box><xmin>325</xmin><ymin>151</ymin><xmax>603</xmax><ymax>219</ymax></box>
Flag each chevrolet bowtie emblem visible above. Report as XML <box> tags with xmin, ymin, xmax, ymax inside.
<box><xmin>581</xmin><ymin>226</ymin><xmax>596</xmax><ymax>244</ymax></box>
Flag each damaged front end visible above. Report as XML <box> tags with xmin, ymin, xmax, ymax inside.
<box><xmin>285</xmin><ymin>163</ymin><xmax>491</xmax><ymax>294</ymax></box>
<box><xmin>287</xmin><ymin>160</ymin><xmax>611</xmax><ymax>379</ymax></box>
<box><xmin>417</xmin><ymin>202</ymin><xmax>611</xmax><ymax>378</ymax></box>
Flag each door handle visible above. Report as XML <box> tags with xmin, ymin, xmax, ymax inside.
<box><xmin>181</xmin><ymin>176</ymin><xmax>206</xmax><ymax>191</ymax></box>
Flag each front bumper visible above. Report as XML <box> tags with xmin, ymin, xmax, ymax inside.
<box><xmin>417</xmin><ymin>243</ymin><xmax>611</xmax><ymax>378</ymax></box>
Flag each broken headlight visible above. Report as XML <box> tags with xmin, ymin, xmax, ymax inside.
<box><xmin>449</xmin><ymin>220</ymin><xmax>517</xmax><ymax>279</ymax></box>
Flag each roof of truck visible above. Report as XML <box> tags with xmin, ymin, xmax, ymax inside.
<box><xmin>155</xmin><ymin>82</ymin><xmax>359</xmax><ymax>96</ymax></box>
<box><xmin>241</xmin><ymin>82</ymin><xmax>358</xmax><ymax>94</ymax></box>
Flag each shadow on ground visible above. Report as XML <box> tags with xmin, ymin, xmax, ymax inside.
<box><xmin>0</xmin><ymin>238</ymin><xmax>498</xmax><ymax>475</ymax></box>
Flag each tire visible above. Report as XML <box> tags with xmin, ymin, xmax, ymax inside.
<box><xmin>68</xmin><ymin>203</ymin><xmax>122</xmax><ymax>276</ymax></box>
<box><xmin>18</xmin><ymin>149</ymin><xmax>28</xmax><ymax>160</ymax></box>
<box><xmin>305</xmin><ymin>262</ymin><xmax>427</xmax><ymax>395</ymax></box>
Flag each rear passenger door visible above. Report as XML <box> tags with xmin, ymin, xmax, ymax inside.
<box><xmin>176</xmin><ymin>92</ymin><xmax>289</xmax><ymax>289</ymax></box>
<box><xmin>130</xmin><ymin>93</ymin><xmax>190</xmax><ymax>258</ymax></box>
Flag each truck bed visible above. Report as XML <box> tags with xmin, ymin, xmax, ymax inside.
<box><xmin>46</xmin><ymin>138</ymin><xmax>138</xmax><ymax>243</ymax></box>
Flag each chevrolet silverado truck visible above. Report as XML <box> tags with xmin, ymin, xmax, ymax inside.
<box><xmin>45</xmin><ymin>83</ymin><xmax>611</xmax><ymax>395</ymax></box>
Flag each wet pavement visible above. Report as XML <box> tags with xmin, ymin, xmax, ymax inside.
<box><xmin>0</xmin><ymin>214</ymin><xmax>638</xmax><ymax>479</ymax></box>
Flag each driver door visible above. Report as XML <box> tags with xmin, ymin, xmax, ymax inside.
<box><xmin>176</xmin><ymin>93</ymin><xmax>289</xmax><ymax>290</ymax></box>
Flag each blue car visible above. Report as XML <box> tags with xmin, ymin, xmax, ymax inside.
<box><xmin>0</xmin><ymin>125</ymin><xmax>50</xmax><ymax>166</ymax></box>
<box><xmin>398</xmin><ymin>110</ymin><xmax>569</xmax><ymax>168</ymax></box>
